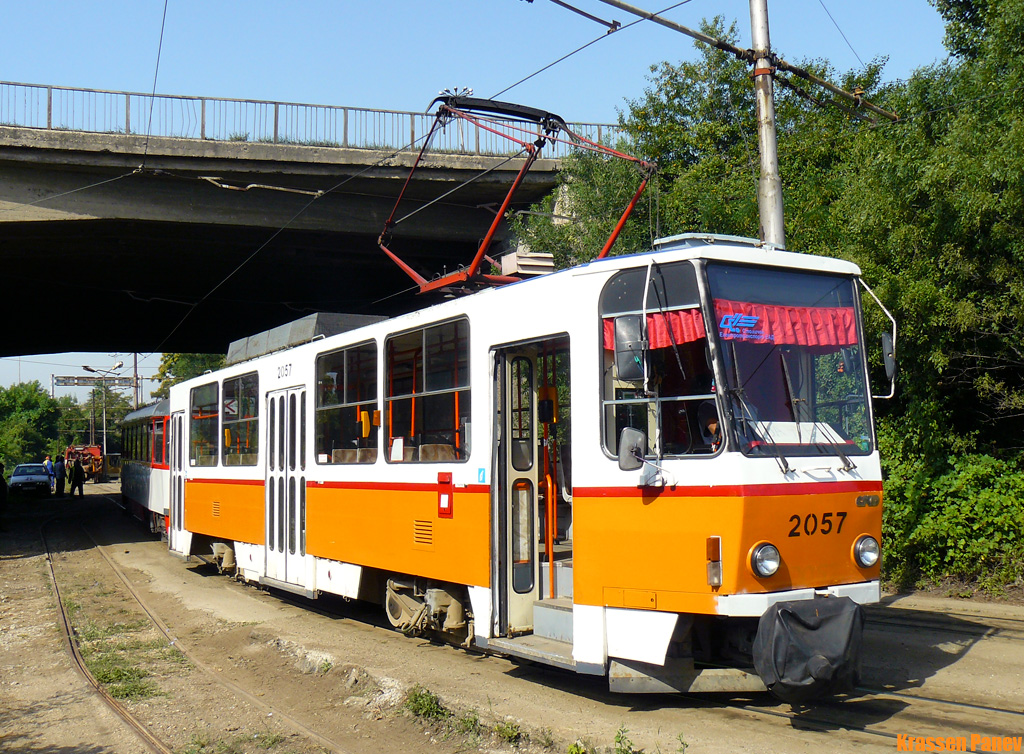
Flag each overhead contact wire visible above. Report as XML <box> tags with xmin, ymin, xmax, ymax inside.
<box><xmin>492</xmin><ymin>0</ymin><xmax>693</xmax><ymax>101</ymax></box>
<box><xmin>141</xmin><ymin>0</ymin><xmax>171</xmax><ymax>168</ymax></box>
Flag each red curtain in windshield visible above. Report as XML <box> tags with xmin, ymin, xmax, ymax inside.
<box><xmin>602</xmin><ymin>309</ymin><xmax>706</xmax><ymax>350</ymax></box>
<box><xmin>714</xmin><ymin>298</ymin><xmax>857</xmax><ymax>346</ymax></box>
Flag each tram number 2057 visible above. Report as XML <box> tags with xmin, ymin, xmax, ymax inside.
<box><xmin>788</xmin><ymin>511</ymin><xmax>847</xmax><ymax>537</ymax></box>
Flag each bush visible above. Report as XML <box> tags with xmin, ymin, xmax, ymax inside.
<box><xmin>880</xmin><ymin>415</ymin><xmax>1024</xmax><ymax>592</ymax></box>
<box><xmin>909</xmin><ymin>454</ymin><xmax>1024</xmax><ymax>587</ymax></box>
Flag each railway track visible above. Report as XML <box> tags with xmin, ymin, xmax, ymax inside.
<box><xmin>39</xmin><ymin>502</ymin><xmax>352</xmax><ymax>754</ymax></box>
<box><xmin>865</xmin><ymin>605</ymin><xmax>1024</xmax><ymax>643</ymax></box>
<box><xmin>31</xmin><ymin>497</ymin><xmax>1024</xmax><ymax>752</ymax></box>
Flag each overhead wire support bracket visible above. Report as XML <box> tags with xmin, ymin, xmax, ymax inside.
<box><xmin>589</xmin><ymin>0</ymin><xmax>898</xmax><ymax>122</ymax></box>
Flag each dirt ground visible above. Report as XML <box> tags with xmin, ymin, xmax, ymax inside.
<box><xmin>2</xmin><ymin>486</ymin><xmax>1023</xmax><ymax>754</ymax></box>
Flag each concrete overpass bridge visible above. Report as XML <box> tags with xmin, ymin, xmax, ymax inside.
<box><xmin>0</xmin><ymin>81</ymin><xmax>621</xmax><ymax>356</ymax></box>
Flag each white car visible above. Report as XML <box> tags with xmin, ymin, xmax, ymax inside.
<box><xmin>9</xmin><ymin>464</ymin><xmax>51</xmax><ymax>497</ymax></box>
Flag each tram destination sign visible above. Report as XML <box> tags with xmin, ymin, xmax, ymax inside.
<box><xmin>53</xmin><ymin>376</ymin><xmax>136</xmax><ymax>387</ymax></box>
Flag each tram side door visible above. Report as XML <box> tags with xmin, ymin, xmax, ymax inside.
<box><xmin>495</xmin><ymin>350</ymin><xmax>541</xmax><ymax>635</ymax></box>
<box><xmin>168</xmin><ymin>411</ymin><xmax>187</xmax><ymax>553</ymax></box>
<box><xmin>265</xmin><ymin>387</ymin><xmax>308</xmax><ymax>585</ymax></box>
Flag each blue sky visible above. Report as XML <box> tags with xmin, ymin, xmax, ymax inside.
<box><xmin>0</xmin><ymin>0</ymin><xmax>949</xmax><ymax>397</ymax></box>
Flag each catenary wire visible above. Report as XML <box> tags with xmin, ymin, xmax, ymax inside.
<box><xmin>492</xmin><ymin>0</ymin><xmax>693</xmax><ymax>101</ymax></box>
<box><xmin>142</xmin><ymin>0</ymin><xmax>171</xmax><ymax>168</ymax></box>
<box><xmin>817</xmin><ymin>0</ymin><xmax>865</xmax><ymax>69</ymax></box>
<box><xmin>0</xmin><ymin>172</ymin><xmax>135</xmax><ymax>213</ymax></box>
<box><xmin>152</xmin><ymin>130</ymin><xmax>442</xmax><ymax>353</ymax></box>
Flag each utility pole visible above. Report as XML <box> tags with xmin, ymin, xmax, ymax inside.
<box><xmin>749</xmin><ymin>0</ymin><xmax>785</xmax><ymax>248</ymax></box>
<box><xmin>590</xmin><ymin>0</ymin><xmax>898</xmax><ymax>248</ymax></box>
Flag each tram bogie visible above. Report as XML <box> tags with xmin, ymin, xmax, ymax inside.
<box><xmin>156</xmin><ymin>234</ymin><xmax>884</xmax><ymax>702</ymax></box>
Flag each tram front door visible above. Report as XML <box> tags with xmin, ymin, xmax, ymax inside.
<box><xmin>265</xmin><ymin>387</ymin><xmax>307</xmax><ymax>586</ymax></box>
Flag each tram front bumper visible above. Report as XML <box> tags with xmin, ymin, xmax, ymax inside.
<box><xmin>752</xmin><ymin>595</ymin><xmax>864</xmax><ymax>703</ymax></box>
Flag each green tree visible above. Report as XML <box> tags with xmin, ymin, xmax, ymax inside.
<box><xmin>0</xmin><ymin>382</ymin><xmax>62</xmax><ymax>468</ymax></box>
<box><xmin>151</xmin><ymin>353</ymin><xmax>226</xmax><ymax>399</ymax></box>
<box><xmin>838</xmin><ymin>0</ymin><xmax>1024</xmax><ymax>448</ymax></box>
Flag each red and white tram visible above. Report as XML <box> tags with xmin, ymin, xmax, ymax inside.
<box><xmin>121</xmin><ymin>398</ymin><xmax>171</xmax><ymax>534</ymax></box>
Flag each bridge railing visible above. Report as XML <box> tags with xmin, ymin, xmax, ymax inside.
<box><xmin>0</xmin><ymin>81</ymin><xmax>625</xmax><ymax>159</ymax></box>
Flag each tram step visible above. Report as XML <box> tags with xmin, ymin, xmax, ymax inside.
<box><xmin>539</xmin><ymin>559</ymin><xmax>573</xmax><ymax>599</ymax></box>
<box><xmin>488</xmin><ymin>633</ymin><xmax>576</xmax><ymax>672</ymax></box>
<box><xmin>534</xmin><ymin>597</ymin><xmax>573</xmax><ymax>643</ymax></box>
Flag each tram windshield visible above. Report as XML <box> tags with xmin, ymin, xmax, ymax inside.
<box><xmin>705</xmin><ymin>263</ymin><xmax>872</xmax><ymax>458</ymax></box>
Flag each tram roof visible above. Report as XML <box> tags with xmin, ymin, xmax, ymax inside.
<box><xmin>570</xmin><ymin>233</ymin><xmax>863</xmax><ymax>278</ymax></box>
<box><xmin>123</xmin><ymin>398</ymin><xmax>170</xmax><ymax>423</ymax></box>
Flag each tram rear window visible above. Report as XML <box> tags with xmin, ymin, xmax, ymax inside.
<box><xmin>223</xmin><ymin>372</ymin><xmax>259</xmax><ymax>466</ymax></box>
<box><xmin>190</xmin><ymin>382</ymin><xmax>219</xmax><ymax>467</ymax></box>
<box><xmin>385</xmin><ymin>319</ymin><xmax>470</xmax><ymax>463</ymax></box>
<box><xmin>315</xmin><ymin>341</ymin><xmax>378</xmax><ymax>464</ymax></box>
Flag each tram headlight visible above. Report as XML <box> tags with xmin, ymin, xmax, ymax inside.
<box><xmin>853</xmin><ymin>535</ymin><xmax>880</xmax><ymax>568</ymax></box>
<box><xmin>751</xmin><ymin>543</ymin><xmax>781</xmax><ymax>578</ymax></box>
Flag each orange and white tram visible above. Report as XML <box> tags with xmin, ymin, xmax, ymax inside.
<box><xmin>166</xmin><ymin>233</ymin><xmax>887</xmax><ymax>701</ymax></box>
<box><xmin>121</xmin><ymin>398</ymin><xmax>171</xmax><ymax>534</ymax></box>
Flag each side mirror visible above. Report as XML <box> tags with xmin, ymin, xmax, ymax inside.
<box><xmin>617</xmin><ymin>427</ymin><xmax>646</xmax><ymax>471</ymax></box>
<box><xmin>881</xmin><ymin>333</ymin><xmax>897</xmax><ymax>382</ymax></box>
<box><xmin>614</xmin><ymin>315</ymin><xmax>646</xmax><ymax>382</ymax></box>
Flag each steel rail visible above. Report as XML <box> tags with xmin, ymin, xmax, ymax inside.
<box><xmin>39</xmin><ymin>515</ymin><xmax>175</xmax><ymax>754</ymax></box>
<box><xmin>80</xmin><ymin>505</ymin><xmax>354</xmax><ymax>754</ymax></box>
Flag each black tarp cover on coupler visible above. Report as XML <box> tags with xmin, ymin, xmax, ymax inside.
<box><xmin>753</xmin><ymin>596</ymin><xmax>864</xmax><ymax>703</ymax></box>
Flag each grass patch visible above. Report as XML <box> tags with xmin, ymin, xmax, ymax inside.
<box><xmin>614</xmin><ymin>727</ymin><xmax>643</xmax><ymax>754</ymax></box>
<box><xmin>83</xmin><ymin>652</ymin><xmax>159</xmax><ymax>699</ymax></box>
<box><xmin>494</xmin><ymin>719</ymin><xmax>523</xmax><ymax>745</ymax></box>
<box><xmin>255</xmin><ymin>731</ymin><xmax>286</xmax><ymax>748</ymax></box>
<box><xmin>404</xmin><ymin>685</ymin><xmax>452</xmax><ymax>721</ymax></box>
<box><xmin>454</xmin><ymin>708</ymin><xmax>482</xmax><ymax>736</ymax></box>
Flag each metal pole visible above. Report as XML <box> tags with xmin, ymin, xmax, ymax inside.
<box><xmin>102</xmin><ymin>383</ymin><xmax>107</xmax><ymax>457</ymax></box>
<box><xmin>133</xmin><ymin>353</ymin><xmax>139</xmax><ymax>409</ymax></box>
<box><xmin>749</xmin><ymin>0</ymin><xmax>785</xmax><ymax>248</ymax></box>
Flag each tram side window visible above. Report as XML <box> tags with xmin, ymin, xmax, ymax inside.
<box><xmin>190</xmin><ymin>382</ymin><xmax>219</xmax><ymax>466</ymax></box>
<box><xmin>222</xmin><ymin>373</ymin><xmax>259</xmax><ymax>466</ymax></box>
<box><xmin>315</xmin><ymin>341</ymin><xmax>377</xmax><ymax>464</ymax></box>
<box><xmin>153</xmin><ymin>419</ymin><xmax>166</xmax><ymax>465</ymax></box>
<box><xmin>600</xmin><ymin>261</ymin><xmax>719</xmax><ymax>458</ymax></box>
<box><xmin>385</xmin><ymin>319</ymin><xmax>470</xmax><ymax>463</ymax></box>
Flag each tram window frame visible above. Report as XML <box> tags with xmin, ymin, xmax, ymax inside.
<box><xmin>599</xmin><ymin>261</ymin><xmax>720</xmax><ymax>460</ymax></box>
<box><xmin>153</xmin><ymin>418</ymin><xmax>166</xmax><ymax>466</ymax></box>
<box><xmin>189</xmin><ymin>382</ymin><xmax>219</xmax><ymax>467</ymax></box>
<box><xmin>315</xmin><ymin>340</ymin><xmax>378</xmax><ymax>465</ymax></box>
<box><xmin>222</xmin><ymin>372</ymin><xmax>259</xmax><ymax>467</ymax></box>
<box><xmin>384</xmin><ymin>318</ymin><xmax>470</xmax><ymax>464</ymax></box>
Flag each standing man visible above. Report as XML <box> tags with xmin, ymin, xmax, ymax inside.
<box><xmin>54</xmin><ymin>455</ymin><xmax>67</xmax><ymax>497</ymax></box>
<box><xmin>43</xmin><ymin>454</ymin><xmax>55</xmax><ymax>493</ymax></box>
<box><xmin>69</xmin><ymin>459</ymin><xmax>86</xmax><ymax>498</ymax></box>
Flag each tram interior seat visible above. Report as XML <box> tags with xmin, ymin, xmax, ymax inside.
<box><xmin>419</xmin><ymin>444</ymin><xmax>458</xmax><ymax>462</ymax></box>
<box><xmin>332</xmin><ymin>449</ymin><xmax>357</xmax><ymax>463</ymax></box>
<box><xmin>224</xmin><ymin>452</ymin><xmax>258</xmax><ymax>466</ymax></box>
<box><xmin>356</xmin><ymin>448</ymin><xmax>378</xmax><ymax>463</ymax></box>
